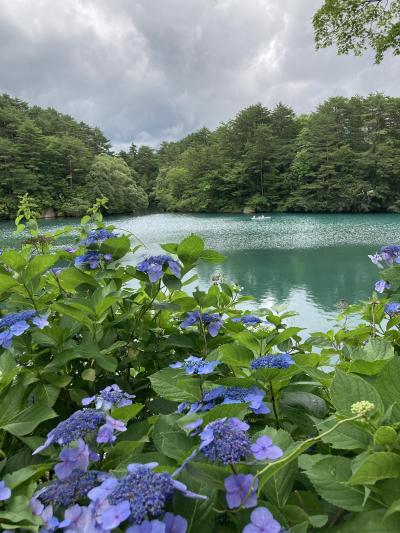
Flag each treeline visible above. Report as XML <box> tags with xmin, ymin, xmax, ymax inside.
<box><xmin>1</xmin><ymin>93</ymin><xmax>400</xmax><ymax>217</ymax></box>
<box><xmin>0</xmin><ymin>94</ymin><xmax>148</xmax><ymax>218</ymax></box>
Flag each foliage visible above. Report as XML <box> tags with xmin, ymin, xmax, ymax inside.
<box><xmin>313</xmin><ymin>0</ymin><xmax>400</xmax><ymax>63</ymax></box>
<box><xmin>0</xmin><ymin>197</ymin><xmax>399</xmax><ymax>531</ymax></box>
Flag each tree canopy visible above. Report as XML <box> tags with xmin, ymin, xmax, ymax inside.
<box><xmin>313</xmin><ymin>0</ymin><xmax>400</xmax><ymax>63</ymax></box>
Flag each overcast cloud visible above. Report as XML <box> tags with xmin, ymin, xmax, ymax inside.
<box><xmin>0</xmin><ymin>0</ymin><xmax>399</xmax><ymax>149</ymax></box>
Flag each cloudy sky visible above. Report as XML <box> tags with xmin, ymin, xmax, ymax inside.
<box><xmin>0</xmin><ymin>0</ymin><xmax>399</xmax><ymax>150</ymax></box>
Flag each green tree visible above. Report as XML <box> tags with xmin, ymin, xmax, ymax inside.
<box><xmin>313</xmin><ymin>0</ymin><xmax>400</xmax><ymax>63</ymax></box>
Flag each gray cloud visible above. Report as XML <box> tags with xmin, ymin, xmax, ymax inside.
<box><xmin>0</xmin><ymin>0</ymin><xmax>399</xmax><ymax>149</ymax></box>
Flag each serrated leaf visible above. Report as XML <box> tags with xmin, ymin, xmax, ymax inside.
<box><xmin>350</xmin><ymin>452</ymin><xmax>400</xmax><ymax>485</ymax></box>
<box><xmin>218</xmin><ymin>343</ymin><xmax>253</xmax><ymax>366</ymax></box>
<box><xmin>150</xmin><ymin>368</ymin><xmax>201</xmax><ymax>402</ymax></box>
<box><xmin>331</xmin><ymin>370</ymin><xmax>383</xmax><ymax>417</ymax></box>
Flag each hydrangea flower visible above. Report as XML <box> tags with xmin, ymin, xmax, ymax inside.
<box><xmin>0</xmin><ymin>310</ymin><xmax>48</xmax><ymax>349</ymax></box>
<box><xmin>385</xmin><ymin>302</ymin><xmax>400</xmax><ymax>314</ymax></box>
<box><xmin>243</xmin><ymin>507</ymin><xmax>283</xmax><ymax>533</ymax></box>
<box><xmin>375</xmin><ymin>280</ymin><xmax>391</xmax><ymax>293</ymax></box>
<box><xmin>96</xmin><ymin>463</ymin><xmax>204</xmax><ymax>528</ymax></box>
<box><xmin>58</xmin><ymin>504</ymin><xmax>94</xmax><ymax>532</ymax></box>
<box><xmin>74</xmin><ymin>251</ymin><xmax>113</xmax><ymax>269</ymax></box>
<box><xmin>180</xmin><ymin>311</ymin><xmax>223</xmax><ymax>337</ymax></box>
<box><xmin>33</xmin><ymin>409</ymin><xmax>125</xmax><ymax>453</ymax></box>
<box><xmin>30</xmin><ymin>500</ymin><xmax>59</xmax><ymax>531</ymax></box>
<box><xmin>82</xmin><ymin>229</ymin><xmax>119</xmax><ymax>246</ymax></box>
<box><xmin>127</xmin><ymin>519</ymin><xmax>166</xmax><ymax>533</ymax></box>
<box><xmin>251</xmin><ymin>436</ymin><xmax>283</xmax><ymax>461</ymax></box>
<box><xmin>231</xmin><ymin>315</ymin><xmax>269</xmax><ymax>325</ymax></box>
<box><xmin>202</xmin><ymin>386</ymin><xmax>270</xmax><ymax>415</ymax></box>
<box><xmin>82</xmin><ymin>384</ymin><xmax>135</xmax><ymax>411</ymax></box>
<box><xmin>137</xmin><ymin>255</ymin><xmax>181</xmax><ymax>283</ymax></box>
<box><xmin>251</xmin><ymin>353</ymin><xmax>293</xmax><ymax>370</ymax></box>
<box><xmin>162</xmin><ymin>512</ymin><xmax>188</xmax><ymax>533</ymax></box>
<box><xmin>224</xmin><ymin>474</ymin><xmax>258</xmax><ymax>509</ymax></box>
<box><xmin>170</xmin><ymin>356</ymin><xmax>220</xmax><ymax>375</ymax></box>
<box><xmin>33</xmin><ymin>470</ymin><xmax>106</xmax><ymax>507</ymax></box>
<box><xmin>368</xmin><ymin>245</ymin><xmax>400</xmax><ymax>267</ymax></box>
<box><xmin>54</xmin><ymin>438</ymin><xmax>99</xmax><ymax>480</ymax></box>
<box><xmin>0</xmin><ymin>481</ymin><xmax>11</xmax><ymax>501</ymax></box>
<box><xmin>200</xmin><ymin>418</ymin><xmax>251</xmax><ymax>464</ymax></box>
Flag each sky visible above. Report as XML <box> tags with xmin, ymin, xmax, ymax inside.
<box><xmin>0</xmin><ymin>0</ymin><xmax>399</xmax><ymax>150</ymax></box>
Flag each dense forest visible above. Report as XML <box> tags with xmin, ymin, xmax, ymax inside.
<box><xmin>1</xmin><ymin>93</ymin><xmax>400</xmax><ymax>217</ymax></box>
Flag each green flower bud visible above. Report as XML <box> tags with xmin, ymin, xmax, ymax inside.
<box><xmin>374</xmin><ymin>426</ymin><xmax>397</xmax><ymax>446</ymax></box>
<box><xmin>351</xmin><ymin>400</ymin><xmax>375</xmax><ymax>417</ymax></box>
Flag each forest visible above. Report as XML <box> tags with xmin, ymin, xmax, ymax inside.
<box><xmin>1</xmin><ymin>92</ymin><xmax>400</xmax><ymax>217</ymax></box>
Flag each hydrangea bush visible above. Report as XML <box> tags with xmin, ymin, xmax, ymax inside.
<box><xmin>0</xmin><ymin>197</ymin><xmax>399</xmax><ymax>531</ymax></box>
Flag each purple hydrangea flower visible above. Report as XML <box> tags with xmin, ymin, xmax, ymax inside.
<box><xmin>368</xmin><ymin>253</ymin><xmax>383</xmax><ymax>266</ymax></box>
<box><xmin>385</xmin><ymin>302</ymin><xmax>400</xmax><ymax>314</ymax></box>
<box><xmin>127</xmin><ymin>519</ymin><xmax>166</xmax><ymax>533</ymax></box>
<box><xmin>82</xmin><ymin>229</ymin><xmax>119</xmax><ymax>246</ymax></box>
<box><xmin>58</xmin><ymin>504</ymin><xmax>94</xmax><ymax>531</ymax></box>
<box><xmin>0</xmin><ymin>481</ymin><xmax>11</xmax><ymax>501</ymax></box>
<box><xmin>34</xmin><ymin>470</ymin><xmax>106</xmax><ymax>507</ymax></box>
<box><xmin>170</xmin><ymin>356</ymin><xmax>220</xmax><ymax>375</ymax></box>
<box><xmin>33</xmin><ymin>409</ymin><xmax>106</xmax><ymax>453</ymax></box>
<box><xmin>137</xmin><ymin>255</ymin><xmax>181</xmax><ymax>283</ymax></box>
<box><xmin>82</xmin><ymin>384</ymin><xmax>135</xmax><ymax>411</ymax></box>
<box><xmin>251</xmin><ymin>353</ymin><xmax>293</xmax><ymax>370</ymax></box>
<box><xmin>251</xmin><ymin>436</ymin><xmax>283</xmax><ymax>461</ymax></box>
<box><xmin>375</xmin><ymin>280</ymin><xmax>391</xmax><ymax>293</ymax></box>
<box><xmin>380</xmin><ymin>245</ymin><xmax>400</xmax><ymax>264</ymax></box>
<box><xmin>231</xmin><ymin>315</ymin><xmax>270</xmax><ymax>326</ymax></box>
<box><xmin>243</xmin><ymin>507</ymin><xmax>283</xmax><ymax>533</ymax></box>
<box><xmin>96</xmin><ymin>416</ymin><xmax>127</xmax><ymax>444</ymax></box>
<box><xmin>200</xmin><ymin>418</ymin><xmax>251</xmax><ymax>464</ymax></box>
<box><xmin>74</xmin><ymin>250</ymin><xmax>112</xmax><ymax>269</ymax></box>
<box><xmin>54</xmin><ymin>439</ymin><xmax>93</xmax><ymax>480</ymax></box>
<box><xmin>224</xmin><ymin>474</ymin><xmax>258</xmax><ymax>509</ymax></box>
<box><xmin>162</xmin><ymin>512</ymin><xmax>187</xmax><ymax>533</ymax></box>
<box><xmin>202</xmin><ymin>386</ymin><xmax>270</xmax><ymax>415</ymax></box>
<box><xmin>180</xmin><ymin>311</ymin><xmax>223</xmax><ymax>337</ymax></box>
<box><xmin>102</xmin><ymin>463</ymin><xmax>204</xmax><ymax>525</ymax></box>
<box><xmin>101</xmin><ymin>500</ymin><xmax>131</xmax><ymax>529</ymax></box>
<box><xmin>0</xmin><ymin>310</ymin><xmax>48</xmax><ymax>349</ymax></box>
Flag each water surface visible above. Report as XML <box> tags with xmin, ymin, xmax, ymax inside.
<box><xmin>1</xmin><ymin>213</ymin><xmax>398</xmax><ymax>332</ymax></box>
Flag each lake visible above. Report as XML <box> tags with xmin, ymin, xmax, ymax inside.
<box><xmin>1</xmin><ymin>212</ymin><xmax>398</xmax><ymax>332</ymax></box>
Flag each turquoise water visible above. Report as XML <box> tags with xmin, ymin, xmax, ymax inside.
<box><xmin>1</xmin><ymin>213</ymin><xmax>398</xmax><ymax>332</ymax></box>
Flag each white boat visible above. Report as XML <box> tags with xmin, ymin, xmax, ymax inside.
<box><xmin>251</xmin><ymin>215</ymin><xmax>271</xmax><ymax>220</ymax></box>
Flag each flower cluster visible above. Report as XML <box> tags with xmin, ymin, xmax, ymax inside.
<box><xmin>231</xmin><ymin>315</ymin><xmax>270</xmax><ymax>326</ymax></box>
<box><xmin>74</xmin><ymin>250</ymin><xmax>113</xmax><ymax>269</ymax></box>
<box><xmin>0</xmin><ymin>309</ymin><xmax>48</xmax><ymax>349</ymax></box>
<box><xmin>200</xmin><ymin>418</ymin><xmax>251</xmax><ymax>464</ymax></box>
<box><xmin>385</xmin><ymin>302</ymin><xmax>400</xmax><ymax>314</ymax></box>
<box><xmin>33</xmin><ymin>409</ymin><xmax>126</xmax><ymax>454</ymax></box>
<box><xmin>82</xmin><ymin>229</ymin><xmax>119</xmax><ymax>246</ymax></box>
<box><xmin>369</xmin><ymin>245</ymin><xmax>400</xmax><ymax>267</ymax></box>
<box><xmin>170</xmin><ymin>355</ymin><xmax>220</xmax><ymax>375</ymax></box>
<box><xmin>137</xmin><ymin>255</ymin><xmax>181</xmax><ymax>283</ymax></box>
<box><xmin>224</xmin><ymin>474</ymin><xmax>258</xmax><ymax>509</ymax></box>
<box><xmin>202</xmin><ymin>386</ymin><xmax>270</xmax><ymax>415</ymax></box>
<box><xmin>244</xmin><ymin>507</ymin><xmax>286</xmax><ymax>533</ymax></box>
<box><xmin>180</xmin><ymin>311</ymin><xmax>223</xmax><ymax>337</ymax></box>
<box><xmin>251</xmin><ymin>353</ymin><xmax>294</xmax><ymax>370</ymax></box>
<box><xmin>82</xmin><ymin>384</ymin><xmax>135</xmax><ymax>410</ymax></box>
<box><xmin>54</xmin><ymin>438</ymin><xmax>99</xmax><ymax>479</ymax></box>
<box><xmin>375</xmin><ymin>280</ymin><xmax>391</xmax><ymax>293</ymax></box>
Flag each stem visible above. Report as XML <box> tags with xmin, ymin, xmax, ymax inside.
<box><xmin>270</xmin><ymin>380</ymin><xmax>280</xmax><ymax>429</ymax></box>
<box><xmin>198</xmin><ymin>317</ymin><xmax>208</xmax><ymax>355</ymax></box>
<box><xmin>22</xmin><ymin>282</ymin><xmax>38</xmax><ymax>311</ymax></box>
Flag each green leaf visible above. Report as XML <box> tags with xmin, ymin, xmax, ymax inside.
<box><xmin>0</xmin><ymin>250</ymin><xmax>26</xmax><ymax>272</ymax></box>
<box><xmin>0</xmin><ymin>403</ymin><xmax>57</xmax><ymax>436</ymax></box>
<box><xmin>385</xmin><ymin>499</ymin><xmax>400</xmax><ymax>519</ymax></box>
<box><xmin>81</xmin><ymin>368</ymin><xmax>96</xmax><ymax>381</ymax></box>
<box><xmin>3</xmin><ymin>463</ymin><xmax>53</xmax><ymax>489</ymax></box>
<box><xmin>58</xmin><ymin>267</ymin><xmax>99</xmax><ymax>289</ymax></box>
<box><xmin>174</xmin><ymin>471</ymin><xmax>216</xmax><ymax>532</ymax></box>
<box><xmin>153</xmin><ymin>415</ymin><xmax>195</xmax><ymax>461</ymax></box>
<box><xmin>303</xmin><ymin>456</ymin><xmax>379</xmax><ymax>511</ymax></box>
<box><xmin>218</xmin><ymin>343</ymin><xmax>253</xmax><ymax>366</ymax></box>
<box><xmin>331</xmin><ymin>369</ymin><xmax>383</xmax><ymax>417</ymax></box>
<box><xmin>100</xmin><ymin>235</ymin><xmax>131</xmax><ymax>260</ymax></box>
<box><xmin>374</xmin><ymin>357</ymin><xmax>400</xmax><ymax>420</ymax></box>
<box><xmin>185</xmin><ymin>462</ymin><xmax>229</xmax><ymax>489</ymax></box>
<box><xmin>150</xmin><ymin>368</ymin><xmax>201</xmax><ymax>402</ymax></box>
<box><xmin>318</xmin><ymin>417</ymin><xmax>370</xmax><ymax>450</ymax></box>
<box><xmin>0</xmin><ymin>272</ymin><xmax>18</xmax><ymax>294</ymax></box>
<box><xmin>177</xmin><ymin>235</ymin><xmax>204</xmax><ymax>264</ymax></box>
<box><xmin>24</xmin><ymin>254</ymin><xmax>58</xmax><ymax>283</ymax></box>
<box><xmin>331</xmin><ymin>510</ymin><xmax>400</xmax><ymax>532</ymax></box>
<box><xmin>111</xmin><ymin>403</ymin><xmax>144</xmax><ymax>421</ymax></box>
<box><xmin>200</xmin><ymin>249</ymin><xmax>225</xmax><ymax>263</ymax></box>
<box><xmin>350</xmin><ymin>452</ymin><xmax>400</xmax><ymax>485</ymax></box>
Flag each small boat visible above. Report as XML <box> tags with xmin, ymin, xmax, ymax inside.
<box><xmin>251</xmin><ymin>215</ymin><xmax>271</xmax><ymax>220</ymax></box>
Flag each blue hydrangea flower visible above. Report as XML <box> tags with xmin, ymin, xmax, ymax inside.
<box><xmin>200</xmin><ymin>418</ymin><xmax>251</xmax><ymax>464</ymax></box>
<box><xmin>385</xmin><ymin>302</ymin><xmax>400</xmax><ymax>314</ymax></box>
<box><xmin>170</xmin><ymin>356</ymin><xmax>220</xmax><ymax>375</ymax></box>
<box><xmin>127</xmin><ymin>519</ymin><xmax>166</xmax><ymax>533</ymax></box>
<box><xmin>82</xmin><ymin>384</ymin><xmax>135</xmax><ymax>411</ymax></box>
<box><xmin>202</xmin><ymin>386</ymin><xmax>270</xmax><ymax>415</ymax></box>
<box><xmin>137</xmin><ymin>255</ymin><xmax>181</xmax><ymax>283</ymax></box>
<box><xmin>74</xmin><ymin>250</ymin><xmax>113</xmax><ymax>269</ymax></box>
<box><xmin>375</xmin><ymin>280</ymin><xmax>391</xmax><ymax>293</ymax></box>
<box><xmin>162</xmin><ymin>512</ymin><xmax>188</xmax><ymax>533</ymax></box>
<box><xmin>180</xmin><ymin>311</ymin><xmax>223</xmax><ymax>337</ymax></box>
<box><xmin>231</xmin><ymin>315</ymin><xmax>269</xmax><ymax>326</ymax></box>
<box><xmin>58</xmin><ymin>504</ymin><xmax>94</xmax><ymax>531</ymax></box>
<box><xmin>33</xmin><ymin>409</ymin><xmax>107</xmax><ymax>453</ymax></box>
<box><xmin>34</xmin><ymin>470</ymin><xmax>106</xmax><ymax>507</ymax></box>
<box><xmin>251</xmin><ymin>353</ymin><xmax>294</xmax><ymax>370</ymax></box>
<box><xmin>380</xmin><ymin>245</ymin><xmax>400</xmax><ymax>264</ymax></box>
<box><xmin>30</xmin><ymin>500</ymin><xmax>59</xmax><ymax>531</ymax></box>
<box><xmin>82</xmin><ymin>229</ymin><xmax>119</xmax><ymax>246</ymax></box>
<box><xmin>224</xmin><ymin>474</ymin><xmax>258</xmax><ymax>509</ymax></box>
<box><xmin>96</xmin><ymin>415</ymin><xmax>127</xmax><ymax>444</ymax></box>
<box><xmin>0</xmin><ymin>310</ymin><xmax>48</xmax><ymax>349</ymax></box>
<box><xmin>0</xmin><ymin>480</ymin><xmax>11</xmax><ymax>501</ymax></box>
<box><xmin>54</xmin><ymin>438</ymin><xmax>99</xmax><ymax>480</ymax></box>
<box><xmin>251</xmin><ymin>436</ymin><xmax>283</xmax><ymax>461</ymax></box>
<box><xmin>243</xmin><ymin>507</ymin><xmax>283</xmax><ymax>533</ymax></box>
<box><xmin>101</xmin><ymin>463</ymin><xmax>204</xmax><ymax>526</ymax></box>
<box><xmin>102</xmin><ymin>500</ymin><xmax>131</xmax><ymax>530</ymax></box>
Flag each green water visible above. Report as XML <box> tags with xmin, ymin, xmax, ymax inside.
<box><xmin>1</xmin><ymin>213</ymin><xmax>399</xmax><ymax>332</ymax></box>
